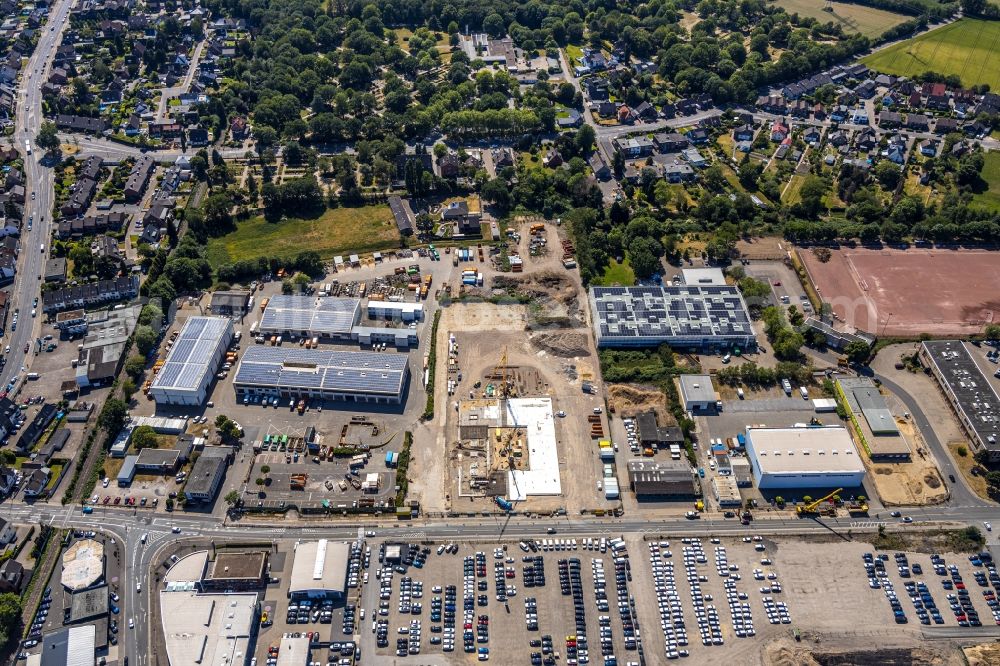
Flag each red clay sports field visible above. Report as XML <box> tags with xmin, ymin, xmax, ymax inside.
<box><xmin>798</xmin><ymin>248</ymin><xmax>1000</xmax><ymax>336</ymax></box>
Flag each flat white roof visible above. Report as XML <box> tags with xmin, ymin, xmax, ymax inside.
<box><xmin>160</xmin><ymin>591</ymin><xmax>257</xmax><ymax>666</ymax></box>
<box><xmin>164</xmin><ymin>551</ymin><xmax>209</xmax><ymax>584</ymax></box>
<box><xmin>746</xmin><ymin>426</ymin><xmax>864</xmax><ymax>475</ymax></box>
<box><xmin>288</xmin><ymin>540</ymin><xmax>350</xmax><ymax>595</ymax></box>
<box><xmin>682</xmin><ymin>267</ymin><xmax>727</xmax><ymax>285</ymax></box>
<box><xmin>506</xmin><ymin>397</ymin><xmax>562</xmax><ymax>500</ymax></box>
<box><xmin>276</xmin><ymin>635</ymin><xmax>311</xmax><ymax>666</ymax></box>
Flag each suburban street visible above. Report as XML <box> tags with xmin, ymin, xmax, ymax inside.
<box><xmin>2</xmin><ymin>0</ymin><xmax>74</xmax><ymax>389</ymax></box>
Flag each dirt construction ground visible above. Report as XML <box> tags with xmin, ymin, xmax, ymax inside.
<box><xmin>799</xmin><ymin>247</ymin><xmax>1000</xmax><ymax>336</ymax></box>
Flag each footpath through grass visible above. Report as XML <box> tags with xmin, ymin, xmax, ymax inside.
<box><xmin>862</xmin><ymin>19</ymin><xmax>1000</xmax><ymax>91</ymax></box>
<box><xmin>206</xmin><ymin>205</ymin><xmax>400</xmax><ymax>267</ymax></box>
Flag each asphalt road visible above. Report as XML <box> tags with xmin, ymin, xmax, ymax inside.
<box><xmin>2</xmin><ymin>0</ymin><xmax>74</xmax><ymax>391</ymax></box>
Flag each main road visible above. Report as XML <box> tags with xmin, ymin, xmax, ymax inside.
<box><xmin>2</xmin><ymin>0</ymin><xmax>74</xmax><ymax>389</ymax></box>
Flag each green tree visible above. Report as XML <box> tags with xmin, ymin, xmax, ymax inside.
<box><xmin>984</xmin><ymin>324</ymin><xmax>1000</xmax><ymax>341</ymax></box>
<box><xmin>98</xmin><ymin>398</ymin><xmax>128</xmax><ymax>433</ymax></box>
<box><xmin>131</xmin><ymin>426</ymin><xmax>159</xmax><ymax>451</ymax></box>
<box><xmin>0</xmin><ymin>592</ymin><xmax>23</xmax><ymax>647</ymax></box>
<box><xmin>844</xmin><ymin>340</ymin><xmax>870</xmax><ymax>364</ymax></box>
<box><xmin>36</xmin><ymin>121</ymin><xmax>60</xmax><ymax>153</ymax></box>
<box><xmin>260</xmin><ymin>465</ymin><xmax>271</xmax><ymax>477</ymax></box>
<box><xmin>224</xmin><ymin>490</ymin><xmax>240</xmax><ymax>507</ymax></box>
<box><xmin>874</xmin><ymin>161</ymin><xmax>901</xmax><ymax>190</ymax></box>
<box><xmin>124</xmin><ymin>355</ymin><xmax>146</xmax><ymax>380</ymax></box>
<box><xmin>134</xmin><ymin>325</ymin><xmax>158</xmax><ymax>356</ymax></box>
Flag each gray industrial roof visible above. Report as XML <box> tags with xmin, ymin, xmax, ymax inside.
<box><xmin>151</xmin><ymin>316</ymin><xmax>231</xmax><ymax>392</ymax></box>
<box><xmin>260</xmin><ymin>295</ymin><xmax>360</xmax><ymax>336</ymax></box>
<box><xmin>68</xmin><ymin>585</ymin><xmax>108</xmax><ymax>623</ymax></box>
<box><xmin>838</xmin><ymin>377</ymin><xmax>900</xmax><ymax>435</ymax></box>
<box><xmin>184</xmin><ymin>447</ymin><xmax>229</xmax><ymax>497</ymax></box>
<box><xmin>679</xmin><ymin>374</ymin><xmax>717</xmax><ymax>405</ymax></box>
<box><xmin>923</xmin><ymin>340</ymin><xmax>1000</xmax><ymax>452</ymax></box>
<box><xmin>590</xmin><ymin>286</ymin><xmax>753</xmax><ymax>347</ymax></box>
<box><xmin>234</xmin><ymin>347</ymin><xmax>408</xmax><ymax>397</ymax></box>
<box><xmin>38</xmin><ymin>625</ymin><xmax>96</xmax><ymax>666</ymax></box>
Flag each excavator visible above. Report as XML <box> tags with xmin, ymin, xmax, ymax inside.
<box><xmin>795</xmin><ymin>488</ymin><xmax>842</xmax><ymax>517</ymax></box>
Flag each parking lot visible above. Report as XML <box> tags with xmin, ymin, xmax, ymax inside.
<box><xmin>253</xmin><ymin>541</ymin><xmax>367</xmax><ymax>666</ymax></box>
<box><xmin>364</xmin><ymin>538</ymin><xmax>641</xmax><ymax>664</ymax></box>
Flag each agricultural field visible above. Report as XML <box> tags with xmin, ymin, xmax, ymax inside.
<box><xmin>205</xmin><ymin>204</ymin><xmax>400</xmax><ymax>267</ymax></box>
<box><xmin>773</xmin><ymin>0</ymin><xmax>909</xmax><ymax>38</ymax></box>
<box><xmin>862</xmin><ymin>19</ymin><xmax>1000</xmax><ymax>91</ymax></box>
<box><xmin>971</xmin><ymin>151</ymin><xmax>1000</xmax><ymax>213</ymax></box>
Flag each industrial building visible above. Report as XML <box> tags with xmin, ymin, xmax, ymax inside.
<box><xmin>366</xmin><ymin>301</ymin><xmax>423</xmax><ymax>322</ymax></box>
<box><xmin>276</xmin><ymin>634</ymin><xmax>312</xmax><ymax>666</ymax></box>
<box><xmin>74</xmin><ymin>305</ymin><xmax>142</xmax><ymax>388</ymax></box>
<box><xmin>31</xmin><ymin>625</ymin><xmax>96</xmax><ymax>666</ymax></box>
<box><xmin>679</xmin><ymin>374</ymin><xmax>719</xmax><ymax>412</ymax></box>
<box><xmin>233</xmin><ymin>347</ymin><xmax>410</xmax><ymax>405</ymax></box>
<box><xmin>712</xmin><ymin>475</ymin><xmax>742</xmax><ymax>506</ymax></box>
<box><xmin>288</xmin><ymin>540</ymin><xmax>350</xmax><ymax>601</ymax></box>
<box><xmin>204</xmin><ymin>552</ymin><xmax>269</xmax><ymax>591</ymax></box>
<box><xmin>837</xmin><ymin>377</ymin><xmax>911</xmax><ymax>460</ymax></box>
<box><xmin>183</xmin><ymin>446</ymin><xmax>231</xmax><ymax>503</ymax></box>
<box><xmin>921</xmin><ymin>340</ymin><xmax>1000</xmax><ymax>462</ymax></box>
<box><xmin>259</xmin><ymin>295</ymin><xmax>361</xmax><ymax>340</ymax></box>
<box><xmin>149</xmin><ymin>316</ymin><xmax>234</xmax><ymax>405</ymax></box>
<box><xmin>745</xmin><ymin>426</ymin><xmax>866</xmax><ymax>490</ymax></box>
<box><xmin>160</xmin><ymin>589</ymin><xmax>258</xmax><ymax>666</ymax></box>
<box><xmin>589</xmin><ymin>286</ymin><xmax>755</xmax><ymax>350</ymax></box>
<box><xmin>636</xmin><ymin>411</ymin><xmax>684</xmax><ymax>449</ymax></box>
<box><xmin>209</xmin><ymin>289</ymin><xmax>252</xmax><ymax>316</ymax></box>
<box><xmin>627</xmin><ymin>459</ymin><xmax>696</xmax><ymax>498</ymax></box>
<box><xmin>61</xmin><ymin>540</ymin><xmax>104</xmax><ymax>592</ymax></box>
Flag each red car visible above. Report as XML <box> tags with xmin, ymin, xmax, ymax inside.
<box><xmin>103</xmin><ymin>496</ymin><xmax>111</xmax><ymax>504</ymax></box>
<box><xmin>113</xmin><ymin>497</ymin><xmax>121</xmax><ymax>505</ymax></box>
<box><xmin>773</xmin><ymin>281</ymin><xmax>781</xmax><ymax>286</ymax></box>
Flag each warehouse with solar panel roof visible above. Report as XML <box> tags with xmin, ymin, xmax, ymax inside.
<box><xmin>149</xmin><ymin>316</ymin><xmax>234</xmax><ymax>405</ymax></box>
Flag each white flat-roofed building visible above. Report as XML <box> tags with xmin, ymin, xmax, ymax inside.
<box><xmin>276</xmin><ymin>634</ymin><xmax>311</xmax><ymax>666</ymax></box>
<box><xmin>149</xmin><ymin>316</ymin><xmax>233</xmax><ymax>405</ymax></box>
<box><xmin>259</xmin><ymin>295</ymin><xmax>360</xmax><ymax>340</ymax></box>
<box><xmin>160</xmin><ymin>590</ymin><xmax>257</xmax><ymax>666</ymax></box>
<box><xmin>33</xmin><ymin>625</ymin><xmax>96</xmax><ymax>666</ymax></box>
<box><xmin>366</xmin><ymin>300</ymin><xmax>423</xmax><ymax>322</ymax></box>
<box><xmin>288</xmin><ymin>540</ymin><xmax>350</xmax><ymax>601</ymax></box>
<box><xmin>679</xmin><ymin>374</ymin><xmax>718</xmax><ymax>412</ymax></box>
<box><xmin>745</xmin><ymin>425</ymin><xmax>866</xmax><ymax>489</ymax></box>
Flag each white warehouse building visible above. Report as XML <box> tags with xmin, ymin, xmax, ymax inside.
<box><xmin>745</xmin><ymin>425</ymin><xmax>866</xmax><ymax>490</ymax></box>
<box><xmin>149</xmin><ymin>317</ymin><xmax>233</xmax><ymax>405</ymax></box>
<box><xmin>366</xmin><ymin>301</ymin><xmax>423</xmax><ymax>322</ymax></box>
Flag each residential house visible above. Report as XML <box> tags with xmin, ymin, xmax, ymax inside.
<box><xmin>633</xmin><ymin>101</ymin><xmax>657</xmax><ymax>121</ymax></box>
<box><xmin>686</xmin><ymin>128</ymin><xmax>709</xmax><ymax>144</ymax></box>
<box><xmin>42</xmin><ymin>275</ymin><xmax>140</xmax><ymax>314</ymax></box>
<box><xmin>934</xmin><ymin>117</ymin><xmax>958</xmax><ymax>135</ymax></box>
<box><xmin>682</xmin><ymin>148</ymin><xmax>707</xmax><ymax>168</ymax></box>
<box><xmin>124</xmin><ymin>155</ymin><xmax>155</xmax><ymax>203</ymax></box>
<box><xmin>878</xmin><ymin>111</ymin><xmax>902</xmax><ymax>128</ymax></box>
<box><xmin>584</xmin><ymin>78</ymin><xmax>609</xmax><ymax>101</ymax></box>
<box><xmin>187</xmin><ymin>127</ymin><xmax>209</xmax><ymax>146</ymax></box>
<box><xmin>756</xmin><ymin>95</ymin><xmax>786</xmax><ymax>114</ymax></box>
<box><xmin>886</xmin><ymin>142</ymin><xmax>906</xmax><ymax>165</ymax></box>
<box><xmin>595</xmin><ymin>101</ymin><xmax>616</xmax><ymax>118</ymax></box>
<box><xmin>732</xmin><ymin>124</ymin><xmax>754</xmax><ymax>142</ymax></box>
<box><xmin>556</xmin><ymin>108</ymin><xmax>582</xmax><ymax>128</ymax></box>
<box><xmin>615</xmin><ymin>137</ymin><xmax>654</xmax><ymax>158</ymax></box>
<box><xmin>542</xmin><ymin>149</ymin><xmax>563</xmax><ymax>168</ymax></box>
<box><xmin>653</xmin><ymin>132</ymin><xmax>689</xmax><ymax>153</ymax></box>
<box><xmin>918</xmin><ymin>139</ymin><xmax>938</xmax><ymax>157</ymax></box>
<box><xmin>440</xmin><ymin>200</ymin><xmax>482</xmax><ymax>236</ymax></box>
<box><xmin>0</xmin><ymin>559</ymin><xmax>23</xmax><ymax>593</ymax></box>
<box><xmin>770</xmin><ymin>121</ymin><xmax>788</xmax><ymax>142</ymax></box>
<box><xmin>588</xmin><ymin>153</ymin><xmax>611</xmax><ymax>181</ymax></box>
<box><xmin>230</xmin><ymin>115</ymin><xmax>249</xmax><ymax>140</ymax></box>
<box><xmin>55</xmin><ymin>115</ymin><xmax>109</xmax><ymax>134</ymax></box>
<box><xmin>906</xmin><ymin>113</ymin><xmax>930</xmax><ymax>131</ymax></box>
<box><xmin>789</xmin><ymin>99</ymin><xmax>810</xmax><ymax>118</ymax></box>
<box><xmin>855</xmin><ymin>80</ymin><xmax>877</xmax><ymax>99</ymax></box>
<box><xmin>437</xmin><ymin>153</ymin><xmax>462</xmax><ymax>179</ymax></box>
<box><xmin>664</xmin><ymin>162</ymin><xmax>694</xmax><ymax>183</ymax></box>
<box><xmin>803</xmin><ymin>127</ymin><xmax>822</xmax><ymax>145</ymax></box>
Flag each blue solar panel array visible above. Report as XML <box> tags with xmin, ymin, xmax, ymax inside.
<box><xmin>590</xmin><ymin>285</ymin><xmax>754</xmax><ymax>347</ymax></box>
<box><xmin>234</xmin><ymin>346</ymin><xmax>408</xmax><ymax>397</ymax></box>
<box><xmin>259</xmin><ymin>296</ymin><xmax>359</xmax><ymax>336</ymax></box>
<box><xmin>150</xmin><ymin>317</ymin><xmax>232</xmax><ymax>391</ymax></box>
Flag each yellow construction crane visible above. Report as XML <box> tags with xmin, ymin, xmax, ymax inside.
<box><xmin>491</xmin><ymin>346</ymin><xmax>512</xmax><ymax>399</ymax></box>
<box><xmin>796</xmin><ymin>488</ymin><xmax>843</xmax><ymax>516</ymax></box>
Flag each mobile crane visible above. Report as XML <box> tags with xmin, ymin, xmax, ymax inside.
<box><xmin>796</xmin><ymin>488</ymin><xmax>843</xmax><ymax>517</ymax></box>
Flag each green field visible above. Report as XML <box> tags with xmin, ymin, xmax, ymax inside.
<box><xmin>773</xmin><ymin>0</ymin><xmax>909</xmax><ymax>38</ymax></box>
<box><xmin>206</xmin><ymin>205</ymin><xmax>400</xmax><ymax>267</ymax></box>
<box><xmin>862</xmin><ymin>19</ymin><xmax>1000</xmax><ymax>90</ymax></box>
<box><xmin>971</xmin><ymin>151</ymin><xmax>1000</xmax><ymax>212</ymax></box>
<box><xmin>593</xmin><ymin>258</ymin><xmax>636</xmax><ymax>286</ymax></box>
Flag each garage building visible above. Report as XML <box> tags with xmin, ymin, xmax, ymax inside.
<box><xmin>234</xmin><ymin>347</ymin><xmax>409</xmax><ymax>405</ymax></box>
<box><xmin>149</xmin><ymin>316</ymin><xmax>233</xmax><ymax>405</ymax></box>
<box><xmin>679</xmin><ymin>374</ymin><xmax>719</xmax><ymax>412</ymax></box>
<box><xmin>288</xmin><ymin>540</ymin><xmax>350</xmax><ymax>601</ymax></box>
<box><xmin>745</xmin><ymin>425</ymin><xmax>866</xmax><ymax>490</ymax></box>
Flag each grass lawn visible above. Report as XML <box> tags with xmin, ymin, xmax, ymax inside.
<box><xmin>594</xmin><ymin>259</ymin><xmax>636</xmax><ymax>286</ymax></box>
<box><xmin>862</xmin><ymin>19</ymin><xmax>1000</xmax><ymax>90</ymax></box>
<box><xmin>782</xmin><ymin>174</ymin><xmax>806</xmax><ymax>205</ymax></box>
<box><xmin>971</xmin><ymin>151</ymin><xmax>1000</xmax><ymax>213</ymax></box>
<box><xmin>774</xmin><ymin>0</ymin><xmax>908</xmax><ymax>38</ymax></box>
<box><xmin>564</xmin><ymin>44</ymin><xmax>583</xmax><ymax>66</ymax></box>
<box><xmin>948</xmin><ymin>442</ymin><xmax>990</xmax><ymax>500</ymax></box>
<box><xmin>206</xmin><ymin>205</ymin><xmax>399</xmax><ymax>268</ymax></box>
